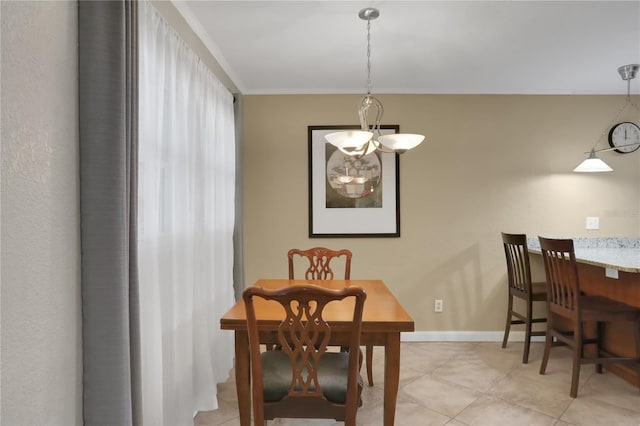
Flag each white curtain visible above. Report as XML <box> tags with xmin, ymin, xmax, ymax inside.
<box><xmin>138</xmin><ymin>2</ymin><xmax>236</xmax><ymax>424</ymax></box>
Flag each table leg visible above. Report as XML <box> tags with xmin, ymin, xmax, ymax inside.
<box><xmin>234</xmin><ymin>330</ymin><xmax>251</xmax><ymax>426</ymax></box>
<box><xmin>383</xmin><ymin>332</ymin><xmax>401</xmax><ymax>426</ymax></box>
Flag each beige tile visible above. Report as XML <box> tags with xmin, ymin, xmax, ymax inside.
<box><xmin>462</xmin><ymin>343</ymin><xmax>525</xmax><ymax>375</ymax></box>
<box><xmin>401</xmin><ymin>373</ymin><xmax>481</xmax><ymax>417</ymax></box>
<box><xmin>508</xmin><ymin>347</ymin><xmax>595</xmax><ymax>397</ymax></box>
<box><xmin>356</xmin><ymin>399</ymin><xmax>451</xmax><ymax>426</ymax></box>
<box><xmin>418</xmin><ymin>342</ymin><xmax>479</xmax><ymax>358</ymax></box>
<box><xmin>194</xmin><ymin>400</ymin><xmax>240</xmax><ymax>426</ymax></box>
<box><xmin>579</xmin><ymin>370</ymin><xmax>640</xmax><ymax>413</ymax></box>
<box><xmin>367</xmin><ymin>361</ymin><xmax>427</xmax><ymax>388</ymax></box>
<box><xmin>432</xmin><ymin>354</ymin><xmax>509</xmax><ymax>393</ymax></box>
<box><xmin>215</xmin><ymin>379</ymin><xmax>239</xmax><ymax>405</ymax></box>
<box><xmin>360</xmin><ymin>380</ymin><xmax>384</xmax><ymax>407</ymax></box>
<box><xmin>195</xmin><ymin>342</ymin><xmax>640</xmax><ymax>426</ymax></box>
<box><xmin>552</xmin><ymin>420</ymin><xmax>576</xmax><ymax>426</ymax></box>
<box><xmin>475</xmin><ymin>342</ymin><xmax>525</xmax><ymax>370</ymax></box>
<box><xmin>487</xmin><ymin>374</ymin><xmax>574</xmax><ymax>418</ymax></box>
<box><xmin>499</xmin><ymin>337</ymin><xmax>546</xmax><ymax>356</ymax></box>
<box><xmin>560</xmin><ymin>396</ymin><xmax>640</xmax><ymax>426</ymax></box>
<box><xmin>368</xmin><ymin>344</ymin><xmax>431</xmax><ymax>387</ymax></box>
<box><xmin>214</xmin><ymin>418</ymin><xmax>241</xmax><ymax>426</ymax></box>
<box><xmin>455</xmin><ymin>395</ymin><xmax>556</xmax><ymax>426</ymax></box>
<box><xmin>400</xmin><ymin>342</ymin><xmax>456</xmax><ymax>373</ymax></box>
<box><xmin>444</xmin><ymin>420</ymin><xmax>472</xmax><ymax>426</ymax></box>
<box><xmin>270</xmin><ymin>418</ymin><xmax>339</xmax><ymax>426</ymax></box>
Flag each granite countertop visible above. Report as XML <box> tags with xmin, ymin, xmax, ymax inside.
<box><xmin>526</xmin><ymin>237</ymin><xmax>640</xmax><ymax>273</ymax></box>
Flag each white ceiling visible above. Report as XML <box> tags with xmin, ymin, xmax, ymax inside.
<box><xmin>174</xmin><ymin>1</ymin><xmax>640</xmax><ymax>95</ymax></box>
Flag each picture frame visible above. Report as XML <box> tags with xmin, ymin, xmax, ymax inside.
<box><xmin>308</xmin><ymin>125</ymin><xmax>400</xmax><ymax>238</ymax></box>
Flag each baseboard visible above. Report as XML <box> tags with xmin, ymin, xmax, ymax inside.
<box><xmin>400</xmin><ymin>331</ymin><xmax>546</xmax><ymax>343</ymax></box>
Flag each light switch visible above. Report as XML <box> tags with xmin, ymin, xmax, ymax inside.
<box><xmin>586</xmin><ymin>216</ymin><xmax>599</xmax><ymax>230</ymax></box>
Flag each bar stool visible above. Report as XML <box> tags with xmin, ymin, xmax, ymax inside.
<box><xmin>538</xmin><ymin>236</ymin><xmax>640</xmax><ymax>398</ymax></box>
<box><xmin>501</xmin><ymin>232</ymin><xmax>547</xmax><ymax>363</ymax></box>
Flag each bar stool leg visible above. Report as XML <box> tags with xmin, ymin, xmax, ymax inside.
<box><xmin>569</xmin><ymin>321</ymin><xmax>583</xmax><ymax>398</ymax></box>
<box><xmin>523</xmin><ymin>300</ymin><xmax>533</xmax><ymax>364</ymax></box>
<box><xmin>539</xmin><ymin>318</ymin><xmax>552</xmax><ymax>375</ymax></box>
<box><xmin>502</xmin><ymin>293</ymin><xmax>513</xmax><ymax>349</ymax></box>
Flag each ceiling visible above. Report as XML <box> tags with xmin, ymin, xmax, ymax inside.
<box><xmin>174</xmin><ymin>1</ymin><xmax>640</xmax><ymax>96</ymax></box>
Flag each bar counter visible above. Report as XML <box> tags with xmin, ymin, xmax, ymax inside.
<box><xmin>526</xmin><ymin>237</ymin><xmax>640</xmax><ymax>386</ymax></box>
<box><xmin>527</xmin><ymin>237</ymin><xmax>640</xmax><ymax>273</ymax></box>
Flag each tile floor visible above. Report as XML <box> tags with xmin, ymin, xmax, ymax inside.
<box><xmin>194</xmin><ymin>342</ymin><xmax>640</xmax><ymax>426</ymax></box>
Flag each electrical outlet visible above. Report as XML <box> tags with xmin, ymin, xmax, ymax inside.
<box><xmin>434</xmin><ymin>299</ymin><xmax>443</xmax><ymax>313</ymax></box>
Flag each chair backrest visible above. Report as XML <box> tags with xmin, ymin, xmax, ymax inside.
<box><xmin>243</xmin><ymin>284</ymin><xmax>366</xmax><ymax>424</ymax></box>
<box><xmin>501</xmin><ymin>232</ymin><xmax>534</xmax><ymax>296</ymax></box>
<box><xmin>538</xmin><ymin>237</ymin><xmax>580</xmax><ymax>319</ymax></box>
<box><xmin>288</xmin><ymin>247</ymin><xmax>352</xmax><ymax>280</ymax></box>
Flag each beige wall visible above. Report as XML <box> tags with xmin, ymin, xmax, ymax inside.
<box><xmin>243</xmin><ymin>94</ymin><xmax>640</xmax><ymax>333</ymax></box>
<box><xmin>1</xmin><ymin>1</ymin><xmax>81</xmax><ymax>424</ymax></box>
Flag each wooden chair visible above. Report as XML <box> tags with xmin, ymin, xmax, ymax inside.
<box><xmin>243</xmin><ymin>284</ymin><xmax>366</xmax><ymax>425</ymax></box>
<box><xmin>538</xmin><ymin>237</ymin><xmax>640</xmax><ymax>398</ymax></box>
<box><xmin>287</xmin><ymin>247</ymin><xmax>374</xmax><ymax>387</ymax></box>
<box><xmin>287</xmin><ymin>247</ymin><xmax>352</xmax><ymax>280</ymax></box>
<box><xmin>501</xmin><ymin>232</ymin><xmax>547</xmax><ymax>363</ymax></box>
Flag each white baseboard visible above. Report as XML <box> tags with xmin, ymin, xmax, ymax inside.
<box><xmin>401</xmin><ymin>331</ymin><xmax>545</xmax><ymax>343</ymax></box>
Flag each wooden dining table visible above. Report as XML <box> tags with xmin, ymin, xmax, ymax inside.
<box><xmin>220</xmin><ymin>278</ymin><xmax>415</xmax><ymax>426</ymax></box>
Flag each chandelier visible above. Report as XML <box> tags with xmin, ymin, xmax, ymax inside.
<box><xmin>325</xmin><ymin>8</ymin><xmax>425</xmax><ymax>157</ymax></box>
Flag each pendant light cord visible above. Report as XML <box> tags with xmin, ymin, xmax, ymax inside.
<box><xmin>591</xmin><ymin>74</ymin><xmax>640</xmax><ymax>150</ymax></box>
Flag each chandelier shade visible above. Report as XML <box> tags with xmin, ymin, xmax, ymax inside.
<box><xmin>378</xmin><ymin>134</ymin><xmax>426</xmax><ymax>153</ymax></box>
<box><xmin>325</xmin><ymin>130</ymin><xmax>374</xmax><ymax>155</ymax></box>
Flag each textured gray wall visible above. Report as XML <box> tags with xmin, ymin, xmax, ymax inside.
<box><xmin>1</xmin><ymin>1</ymin><xmax>82</xmax><ymax>424</ymax></box>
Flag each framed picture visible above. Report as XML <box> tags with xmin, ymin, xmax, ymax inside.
<box><xmin>308</xmin><ymin>125</ymin><xmax>400</xmax><ymax>238</ymax></box>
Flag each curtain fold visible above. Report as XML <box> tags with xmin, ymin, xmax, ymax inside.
<box><xmin>138</xmin><ymin>2</ymin><xmax>236</xmax><ymax>424</ymax></box>
<box><xmin>78</xmin><ymin>1</ymin><xmax>141</xmax><ymax>425</ymax></box>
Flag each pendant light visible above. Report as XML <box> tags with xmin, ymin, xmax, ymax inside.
<box><xmin>574</xmin><ymin>64</ymin><xmax>640</xmax><ymax>172</ymax></box>
<box><xmin>573</xmin><ymin>149</ymin><xmax>613</xmax><ymax>172</ymax></box>
<box><xmin>325</xmin><ymin>8</ymin><xmax>425</xmax><ymax>157</ymax></box>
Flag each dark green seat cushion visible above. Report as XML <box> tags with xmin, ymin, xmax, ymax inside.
<box><xmin>261</xmin><ymin>350</ymin><xmax>353</xmax><ymax>403</ymax></box>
